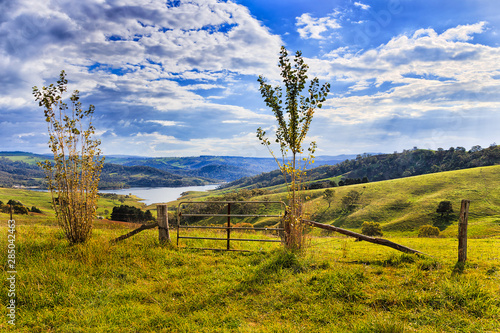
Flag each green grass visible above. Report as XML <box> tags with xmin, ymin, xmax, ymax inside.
<box><xmin>0</xmin><ymin>187</ymin><xmax>146</xmax><ymax>224</ymax></box>
<box><xmin>0</xmin><ymin>154</ymin><xmax>49</xmax><ymax>165</ymax></box>
<box><xmin>1</xmin><ymin>224</ymin><xmax>499</xmax><ymax>332</ymax></box>
<box><xmin>0</xmin><ymin>166</ymin><xmax>499</xmax><ymax>331</ymax></box>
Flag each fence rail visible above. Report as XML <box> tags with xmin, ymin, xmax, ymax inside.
<box><xmin>176</xmin><ymin>200</ymin><xmax>286</xmax><ymax>251</ymax></box>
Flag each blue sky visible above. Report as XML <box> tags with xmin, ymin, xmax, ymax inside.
<box><xmin>1</xmin><ymin>0</ymin><xmax>499</xmax><ymax>157</ymax></box>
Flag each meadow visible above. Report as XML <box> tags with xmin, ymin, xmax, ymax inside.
<box><xmin>1</xmin><ymin>223</ymin><xmax>499</xmax><ymax>332</ymax></box>
<box><xmin>1</xmin><ymin>166</ymin><xmax>499</xmax><ymax>332</ymax></box>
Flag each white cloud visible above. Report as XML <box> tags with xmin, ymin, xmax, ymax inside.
<box><xmin>308</xmin><ymin>22</ymin><xmax>500</xmax><ymax>128</ymax></box>
<box><xmin>147</xmin><ymin>120</ymin><xmax>185</xmax><ymax>127</ymax></box>
<box><xmin>440</xmin><ymin>21</ymin><xmax>487</xmax><ymax>41</ymax></box>
<box><xmin>0</xmin><ymin>0</ymin><xmax>283</xmax><ymax>107</ymax></box>
<box><xmin>354</xmin><ymin>2</ymin><xmax>370</xmax><ymax>10</ymax></box>
<box><xmin>100</xmin><ymin>131</ymin><xmax>267</xmax><ymax>157</ymax></box>
<box><xmin>296</xmin><ymin>13</ymin><xmax>340</xmax><ymax>40</ymax></box>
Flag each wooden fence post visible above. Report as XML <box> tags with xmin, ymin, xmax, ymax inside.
<box><xmin>157</xmin><ymin>204</ymin><xmax>170</xmax><ymax>244</ymax></box>
<box><xmin>458</xmin><ymin>199</ymin><xmax>470</xmax><ymax>263</ymax></box>
<box><xmin>227</xmin><ymin>203</ymin><xmax>231</xmax><ymax>250</ymax></box>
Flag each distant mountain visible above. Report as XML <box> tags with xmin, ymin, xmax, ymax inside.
<box><xmin>0</xmin><ymin>152</ymin><xmax>355</xmax><ymax>188</ymax></box>
<box><xmin>103</xmin><ymin>154</ymin><xmax>357</xmax><ymax>182</ymax></box>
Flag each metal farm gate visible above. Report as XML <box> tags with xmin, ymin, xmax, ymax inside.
<box><xmin>176</xmin><ymin>201</ymin><xmax>286</xmax><ymax>251</ymax></box>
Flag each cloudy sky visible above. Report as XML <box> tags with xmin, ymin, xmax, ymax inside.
<box><xmin>1</xmin><ymin>0</ymin><xmax>499</xmax><ymax>157</ymax></box>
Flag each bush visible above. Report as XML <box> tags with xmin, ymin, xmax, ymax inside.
<box><xmin>13</xmin><ymin>205</ymin><xmax>29</xmax><ymax>215</ymax></box>
<box><xmin>1</xmin><ymin>200</ymin><xmax>29</xmax><ymax>215</ymax></box>
<box><xmin>418</xmin><ymin>224</ymin><xmax>440</xmax><ymax>237</ymax></box>
<box><xmin>361</xmin><ymin>221</ymin><xmax>383</xmax><ymax>237</ymax></box>
<box><xmin>111</xmin><ymin>205</ymin><xmax>154</xmax><ymax>223</ymax></box>
<box><xmin>30</xmin><ymin>206</ymin><xmax>43</xmax><ymax>213</ymax></box>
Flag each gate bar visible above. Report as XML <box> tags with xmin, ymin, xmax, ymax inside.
<box><xmin>178</xmin><ymin>225</ymin><xmax>284</xmax><ymax>231</ymax></box>
<box><xmin>179</xmin><ymin>213</ymin><xmax>282</xmax><ymax>217</ymax></box>
<box><xmin>178</xmin><ymin>236</ymin><xmax>282</xmax><ymax>242</ymax></box>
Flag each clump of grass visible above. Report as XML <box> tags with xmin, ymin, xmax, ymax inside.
<box><xmin>354</xmin><ymin>318</ymin><xmax>407</xmax><ymax>333</ymax></box>
<box><xmin>259</xmin><ymin>249</ymin><xmax>306</xmax><ymax>274</ymax></box>
<box><xmin>416</xmin><ymin>256</ymin><xmax>442</xmax><ymax>271</ymax></box>
<box><xmin>486</xmin><ymin>266</ymin><xmax>498</xmax><ymax>275</ymax></box>
<box><xmin>382</xmin><ymin>253</ymin><xmax>416</xmax><ymax>267</ymax></box>
<box><xmin>309</xmin><ymin>269</ymin><xmax>367</xmax><ymax>301</ymax></box>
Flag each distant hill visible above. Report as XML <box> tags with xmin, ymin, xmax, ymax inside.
<box><xmin>0</xmin><ymin>155</ymin><xmax>214</xmax><ymax>189</ymax></box>
<box><xmin>221</xmin><ymin>145</ymin><xmax>500</xmax><ymax>190</ymax></box>
<box><xmin>104</xmin><ymin>154</ymin><xmax>356</xmax><ymax>182</ymax></box>
<box><xmin>306</xmin><ymin>165</ymin><xmax>500</xmax><ymax>236</ymax></box>
<box><xmin>0</xmin><ymin>152</ymin><xmax>355</xmax><ymax>188</ymax></box>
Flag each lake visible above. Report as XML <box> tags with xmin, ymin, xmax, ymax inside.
<box><xmin>99</xmin><ymin>184</ymin><xmax>220</xmax><ymax>205</ymax></box>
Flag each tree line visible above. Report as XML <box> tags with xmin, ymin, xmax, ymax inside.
<box><xmin>222</xmin><ymin>145</ymin><xmax>500</xmax><ymax>190</ymax></box>
<box><xmin>110</xmin><ymin>205</ymin><xmax>155</xmax><ymax>223</ymax></box>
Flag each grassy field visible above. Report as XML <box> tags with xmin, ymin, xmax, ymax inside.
<box><xmin>1</xmin><ymin>223</ymin><xmax>499</xmax><ymax>332</ymax></box>
<box><xmin>0</xmin><ymin>187</ymin><xmax>147</xmax><ymax>223</ymax></box>
<box><xmin>1</xmin><ymin>166</ymin><xmax>499</xmax><ymax>331</ymax></box>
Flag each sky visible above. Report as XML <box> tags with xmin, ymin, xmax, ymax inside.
<box><xmin>1</xmin><ymin>0</ymin><xmax>499</xmax><ymax>158</ymax></box>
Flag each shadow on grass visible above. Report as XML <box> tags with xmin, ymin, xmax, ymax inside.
<box><xmin>433</xmin><ymin>214</ymin><xmax>456</xmax><ymax>231</ymax></box>
<box><xmin>452</xmin><ymin>261</ymin><xmax>466</xmax><ymax>275</ymax></box>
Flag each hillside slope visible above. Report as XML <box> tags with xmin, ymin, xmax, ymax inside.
<box><xmin>174</xmin><ymin>165</ymin><xmax>500</xmax><ymax>238</ymax></box>
<box><xmin>303</xmin><ymin>165</ymin><xmax>500</xmax><ymax>237</ymax></box>
<box><xmin>0</xmin><ymin>152</ymin><xmax>354</xmax><ymax>184</ymax></box>
<box><xmin>222</xmin><ymin>145</ymin><xmax>500</xmax><ymax>190</ymax></box>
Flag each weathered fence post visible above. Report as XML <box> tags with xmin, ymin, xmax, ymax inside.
<box><xmin>227</xmin><ymin>203</ymin><xmax>231</xmax><ymax>250</ymax></box>
<box><xmin>157</xmin><ymin>204</ymin><xmax>170</xmax><ymax>244</ymax></box>
<box><xmin>458</xmin><ymin>199</ymin><xmax>470</xmax><ymax>263</ymax></box>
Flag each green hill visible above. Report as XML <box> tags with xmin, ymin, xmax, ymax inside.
<box><xmin>299</xmin><ymin>165</ymin><xmax>500</xmax><ymax>238</ymax></box>
<box><xmin>0</xmin><ymin>155</ymin><xmax>215</xmax><ymax>189</ymax></box>
<box><xmin>185</xmin><ymin>165</ymin><xmax>500</xmax><ymax>238</ymax></box>
<box><xmin>221</xmin><ymin>145</ymin><xmax>500</xmax><ymax>190</ymax></box>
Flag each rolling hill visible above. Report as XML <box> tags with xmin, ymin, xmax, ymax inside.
<box><xmin>176</xmin><ymin>165</ymin><xmax>500</xmax><ymax>238</ymax></box>
<box><xmin>221</xmin><ymin>145</ymin><xmax>500</xmax><ymax>190</ymax></box>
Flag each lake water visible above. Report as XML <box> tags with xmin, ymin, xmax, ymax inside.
<box><xmin>99</xmin><ymin>184</ymin><xmax>220</xmax><ymax>205</ymax></box>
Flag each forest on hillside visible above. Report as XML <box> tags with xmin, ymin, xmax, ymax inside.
<box><xmin>222</xmin><ymin>145</ymin><xmax>500</xmax><ymax>190</ymax></box>
<box><xmin>0</xmin><ymin>158</ymin><xmax>214</xmax><ymax>189</ymax></box>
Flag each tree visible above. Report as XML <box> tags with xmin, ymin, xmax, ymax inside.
<box><xmin>341</xmin><ymin>190</ymin><xmax>361</xmax><ymax>212</ymax></box>
<box><xmin>257</xmin><ymin>46</ymin><xmax>330</xmax><ymax>250</ymax></box>
<box><xmin>144</xmin><ymin>209</ymin><xmax>155</xmax><ymax>222</ymax></box>
<box><xmin>33</xmin><ymin>70</ymin><xmax>104</xmax><ymax>244</ymax></box>
<box><xmin>436</xmin><ymin>201</ymin><xmax>453</xmax><ymax>217</ymax></box>
<box><xmin>323</xmin><ymin>188</ymin><xmax>335</xmax><ymax>208</ymax></box>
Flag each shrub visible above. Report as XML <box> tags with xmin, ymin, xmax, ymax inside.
<box><xmin>361</xmin><ymin>221</ymin><xmax>383</xmax><ymax>237</ymax></box>
<box><xmin>13</xmin><ymin>205</ymin><xmax>29</xmax><ymax>215</ymax></box>
<box><xmin>418</xmin><ymin>225</ymin><xmax>440</xmax><ymax>237</ymax></box>
<box><xmin>34</xmin><ymin>71</ymin><xmax>104</xmax><ymax>244</ymax></box>
<box><xmin>30</xmin><ymin>206</ymin><xmax>43</xmax><ymax>213</ymax></box>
